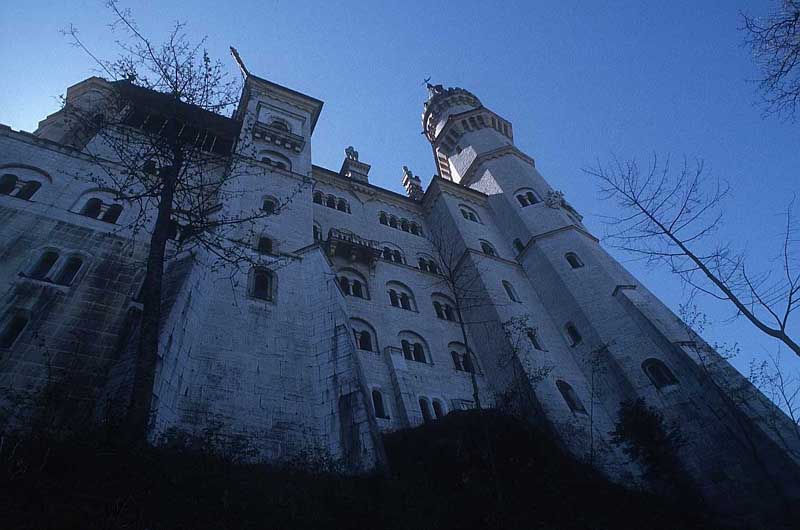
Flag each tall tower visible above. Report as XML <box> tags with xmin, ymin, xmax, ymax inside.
<box><xmin>421</xmin><ymin>83</ymin><xmax>800</xmax><ymax>522</ymax></box>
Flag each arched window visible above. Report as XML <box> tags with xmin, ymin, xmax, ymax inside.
<box><xmin>29</xmin><ymin>251</ymin><xmax>59</xmax><ymax>280</ymax></box>
<box><xmin>642</xmin><ymin>358</ymin><xmax>679</xmax><ymax>389</ymax></box>
<box><xmin>401</xmin><ymin>339</ymin><xmax>413</xmax><ymax>360</ymax></box>
<box><xmin>450</xmin><ymin>350</ymin><xmax>463</xmax><ymax>371</ymax></box>
<box><xmin>410</xmin><ymin>223</ymin><xmax>420</xmax><ymax>235</ymax></box>
<box><xmin>459</xmin><ymin>205</ymin><xmax>481</xmax><ymax>223</ymax></box>
<box><xmin>389</xmin><ymin>216</ymin><xmax>398</xmax><ymax>228</ymax></box>
<box><xmin>412</xmin><ymin>343</ymin><xmax>425</xmax><ymax>362</ymax></box>
<box><xmin>339</xmin><ymin>276</ymin><xmax>351</xmax><ymax>295</ymax></box>
<box><xmin>400</xmin><ymin>219</ymin><xmax>410</xmax><ymax>232</ymax></box>
<box><xmin>16</xmin><ymin>181</ymin><xmax>41</xmax><ymax>200</ymax></box>
<box><xmin>372</xmin><ymin>390</ymin><xmax>388</xmax><ymax>419</ymax></box>
<box><xmin>432</xmin><ymin>400</ymin><xmax>445</xmax><ymax>419</ymax></box>
<box><xmin>351</xmin><ymin>318</ymin><xmax>378</xmax><ymax>352</ymax></box>
<box><xmin>257</xmin><ymin>236</ymin><xmax>273</xmax><ymax>255</ymax></box>
<box><xmin>379</xmin><ymin>212</ymin><xmax>388</xmax><ymax>225</ymax></box>
<box><xmin>516</xmin><ymin>189</ymin><xmax>540</xmax><ymax>208</ymax></box>
<box><xmin>269</xmin><ymin>119</ymin><xmax>290</xmax><ymax>132</ymax></box>
<box><xmin>326</xmin><ymin>195</ymin><xmax>336</xmax><ymax>208</ymax></box>
<box><xmin>419</xmin><ymin>398</ymin><xmax>432</xmax><ymax>422</ymax></box>
<box><xmin>565</xmin><ymin>252</ymin><xmax>584</xmax><ymax>269</ymax></box>
<box><xmin>399</xmin><ymin>331</ymin><xmax>429</xmax><ymax>364</ymax></box>
<box><xmin>339</xmin><ymin>269</ymin><xmax>370</xmax><ymax>299</ymax></box>
<box><xmin>81</xmin><ymin>198</ymin><xmax>103</xmax><ymax>219</ymax></box>
<box><xmin>387</xmin><ymin>281</ymin><xmax>415</xmax><ymax>311</ymax></box>
<box><xmin>400</xmin><ymin>293</ymin><xmax>411</xmax><ymax>310</ymax></box>
<box><xmin>513</xmin><ymin>239</ymin><xmax>525</xmax><ymax>253</ymax></box>
<box><xmin>556</xmin><ymin>380</ymin><xmax>586</xmax><ymax>414</ymax></box>
<box><xmin>54</xmin><ymin>256</ymin><xmax>83</xmax><ymax>286</ymax></box>
<box><xmin>0</xmin><ymin>174</ymin><xmax>17</xmax><ymax>195</ymax></box>
<box><xmin>357</xmin><ymin>330</ymin><xmax>373</xmax><ymax>351</ymax></box>
<box><xmin>565</xmin><ymin>322</ymin><xmax>582</xmax><ymax>346</ymax></box>
<box><xmin>480</xmin><ymin>240</ymin><xmax>497</xmax><ymax>257</ymax></box>
<box><xmin>251</xmin><ymin>267</ymin><xmax>274</xmax><ymax>300</ymax></box>
<box><xmin>336</xmin><ymin>198</ymin><xmax>349</xmax><ymax>212</ymax></box>
<box><xmin>262</xmin><ymin>197</ymin><xmax>277</xmax><ymax>215</ymax></box>
<box><xmin>392</xmin><ymin>250</ymin><xmax>403</xmax><ymax>264</ymax></box>
<box><xmin>313</xmin><ymin>191</ymin><xmax>324</xmax><ymax>204</ymax></box>
<box><xmin>432</xmin><ymin>294</ymin><xmax>457</xmax><ymax>322</ymax></box>
<box><xmin>502</xmin><ymin>281</ymin><xmax>519</xmax><ymax>302</ymax></box>
<box><xmin>102</xmin><ymin>204</ymin><xmax>123</xmax><ymax>224</ymax></box>
<box><xmin>313</xmin><ymin>223</ymin><xmax>322</xmax><ymax>242</ymax></box>
<box><xmin>527</xmin><ymin>330</ymin><xmax>544</xmax><ymax>351</ymax></box>
<box><xmin>0</xmin><ymin>311</ymin><xmax>29</xmax><ymax>349</ymax></box>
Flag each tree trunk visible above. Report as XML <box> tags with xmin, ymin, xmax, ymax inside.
<box><xmin>125</xmin><ymin>157</ymin><xmax>180</xmax><ymax>442</ymax></box>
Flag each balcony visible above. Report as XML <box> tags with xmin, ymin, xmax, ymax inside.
<box><xmin>325</xmin><ymin>228</ymin><xmax>382</xmax><ymax>265</ymax></box>
<box><xmin>252</xmin><ymin>122</ymin><xmax>305</xmax><ymax>153</ymax></box>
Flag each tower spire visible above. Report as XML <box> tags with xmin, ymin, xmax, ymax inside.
<box><xmin>229</xmin><ymin>46</ymin><xmax>250</xmax><ymax>79</ymax></box>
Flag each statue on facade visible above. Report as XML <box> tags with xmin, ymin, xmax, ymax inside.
<box><xmin>345</xmin><ymin>146</ymin><xmax>359</xmax><ymax>161</ymax></box>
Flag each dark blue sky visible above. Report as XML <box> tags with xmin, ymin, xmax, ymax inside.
<box><xmin>2</xmin><ymin>1</ymin><xmax>798</xmax><ymax>380</ymax></box>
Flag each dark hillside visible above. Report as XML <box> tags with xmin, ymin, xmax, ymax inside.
<box><xmin>0</xmin><ymin>411</ymin><xmax>737</xmax><ymax>529</ymax></box>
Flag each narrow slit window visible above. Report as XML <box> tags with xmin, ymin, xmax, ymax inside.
<box><xmin>0</xmin><ymin>313</ymin><xmax>28</xmax><ymax>349</ymax></box>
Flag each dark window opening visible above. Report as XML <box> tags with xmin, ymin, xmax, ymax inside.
<box><xmin>420</xmin><ymin>399</ymin><xmax>432</xmax><ymax>422</ymax></box>
<box><xmin>102</xmin><ymin>204</ymin><xmax>123</xmax><ymax>224</ymax></box>
<box><xmin>357</xmin><ymin>331</ymin><xmax>373</xmax><ymax>351</ymax></box>
<box><xmin>372</xmin><ymin>390</ymin><xmax>388</xmax><ymax>418</ymax></box>
<box><xmin>257</xmin><ymin>237</ymin><xmax>273</xmax><ymax>255</ymax></box>
<box><xmin>451</xmin><ymin>351</ymin><xmax>463</xmax><ymax>371</ymax></box>
<box><xmin>566</xmin><ymin>323</ymin><xmax>582</xmax><ymax>346</ymax></box>
<box><xmin>412</xmin><ymin>343</ymin><xmax>425</xmax><ymax>363</ymax></box>
<box><xmin>0</xmin><ymin>313</ymin><xmax>28</xmax><ymax>349</ymax></box>
<box><xmin>528</xmin><ymin>331</ymin><xmax>544</xmax><ymax>351</ymax></box>
<box><xmin>262</xmin><ymin>199</ymin><xmax>276</xmax><ymax>215</ymax></box>
<box><xmin>339</xmin><ymin>277</ymin><xmax>351</xmax><ymax>295</ymax></box>
<box><xmin>313</xmin><ymin>192</ymin><xmax>324</xmax><ymax>204</ymax></box>
<box><xmin>313</xmin><ymin>225</ymin><xmax>322</xmax><ymax>241</ymax></box>
<box><xmin>401</xmin><ymin>340</ymin><xmax>413</xmax><ymax>361</ymax></box>
<box><xmin>502</xmin><ymin>281</ymin><xmax>519</xmax><ymax>302</ymax></box>
<box><xmin>326</xmin><ymin>196</ymin><xmax>336</xmax><ymax>208</ymax></box>
<box><xmin>29</xmin><ymin>251</ymin><xmax>59</xmax><ymax>280</ymax></box>
<box><xmin>81</xmin><ymin>198</ymin><xmax>103</xmax><ymax>219</ymax></box>
<box><xmin>566</xmin><ymin>253</ymin><xmax>584</xmax><ymax>269</ymax></box>
<box><xmin>514</xmin><ymin>239</ymin><xmax>525</xmax><ymax>253</ymax></box>
<box><xmin>389</xmin><ymin>289</ymin><xmax>399</xmax><ymax>307</ymax></box>
<box><xmin>16</xmin><ymin>181</ymin><xmax>41</xmax><ymax>200</ymax></box>
<box><xmin>0</xmin><ymin>174</ymin><xmax>17</xmax><ymax>195</ymax></box>
<box><xmin>400</xmin><ymin>293</ymin><xmax>411</xmax><ymax>310</ymax></box>
<box><xmin>54</xmin><ymin>256</ymin><xmax>83</xmax><ymax>286</ymax></box>
<box><xmin>480</xmin><ymin>241</ymin><xmax>496</xmax><ymax>257</ymax></box>
<box><xmin>379</xmin><ymin>212</ymin><xmax>388</xmax><ymax>225</ymax></box>
<box><xmin>252</xmin><ymin>268</ymin><xmax>273</xmax><ymax>300</ymax></box>
<box><xmin>557</xmin><ymin>380</ymin><xmax>586</xmax><ymax>413</ymax></box>
<box><xmin>351</xmin><ymin>280</ymin><xmax>364</xmax><ymax>298</ymax></box>
<box><xmin>434</xmin><ymin>301</ymin><xmax>445</xmax><ymax>319</ymax></box>
<box><xmin>433</xmin><ymin>401</ymin><xmax>444</xmax><ymax>419</ymax></box>
<box><xmin>642</xmin><ymin>359</ymin><xmax>679</xmax><ymax>389</ymax></box>
<box><xmin>389</xmin><ymin>217</ymin><xmax>398</xmax><ymax>228</ymax></box>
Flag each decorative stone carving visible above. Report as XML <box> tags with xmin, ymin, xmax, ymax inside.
<box><xmin>545</xmin><ymin>190</ymin><xmax>565</xmax><ymax>209</ymax></box>
<box><xmin>345</xmin><ymin>146</ymin><xmax>359</xmax><ymax>161</ymax></box>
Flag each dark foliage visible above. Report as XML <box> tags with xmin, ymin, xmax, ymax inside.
<box><xmin>610</xmin><ymin>398</ymin><xmax>687</xmax><ymax>481</ymax></box>
<box><xmin>1</xmin><ymin>410</ymin><xmax>731</xmax><ymax>530</ymax></box>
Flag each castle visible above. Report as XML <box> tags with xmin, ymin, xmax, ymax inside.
<box><xmin>1</xmin><ymin>64</ymin><xmax>799</xmax><ymax>522</ymax></box>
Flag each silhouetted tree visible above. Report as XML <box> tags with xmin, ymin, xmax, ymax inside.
<box><xmin>742</xmin><ymin>1</ymin><xmax>800</xmax><ymax>120</ymax></box>
<box><xmin>63</xmin><ymin>2</ymin><xmax>303</xmax><ymax>440</ymax></box>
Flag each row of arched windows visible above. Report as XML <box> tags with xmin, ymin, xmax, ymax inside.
<box><xmin>313</xmin><ymin>191</ymin><xmax>351</xmax><ymax>213</ymax></box>
<box><xmin>516</xmin><ymin>189</ymin><xmax>541</xmax><ymax>207</ymax></box>
<box><xmin>23</xmin><ymin>249</ymin><xmax>85</xmax><ymax>287</ymax></box>
<box><xmin>419</xmin><ymin>396</ymin><xmax>446</xmax><ymax>422</ymax></box>
<box><xmin>418</xmin><ymin>257</ymin><xmax>439</xmax><ymax>274</ymax></box>
<box><xmin>1</xmin><ymin>174</ymin><xmax>41</xmax><ymax>200</ymax></box>
<box><xmin>378</xmin><ymin>212</ymin><xmax>424</xmax><ymax>236</ymax></box>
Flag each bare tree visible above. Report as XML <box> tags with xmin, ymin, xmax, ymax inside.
<box><xmin>426</xmin><ymin>227</ymin><xmax>489</xmax><ymax>409</ymax></box>
<box><xmin>742</xmin><ymin>1</ymin><xmax>800</xmax><ymax>120</ymax></box>
<box><xmin>62</xmin><ymin>2</ymin><xmax>304</xmax><ymax>440</ymax></box>
<box><xmin>498</xmin><ymin>315</ymin><xmax>553</xmax><ymax>414</ymax></box>
<box><xmin>586</xmin><ymin>155</ymin><xmax>800</xmax><ymax>359</ymax></box>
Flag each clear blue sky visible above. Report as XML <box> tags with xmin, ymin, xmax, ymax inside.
<box><xmin>2</xmin><ymin>1</ymin><xmax>798</xmax><ymax>383</ymax></box>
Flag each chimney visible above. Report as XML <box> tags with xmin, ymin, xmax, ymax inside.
<box><xmin>402</xmin><ymin>166</ymin><xmax>424</xmax><ymax>201</ymax></box>
<box><xmin>339</xmin><ymin>146</ymin><xmax>371</xmax><ymax>183</ymax></box>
